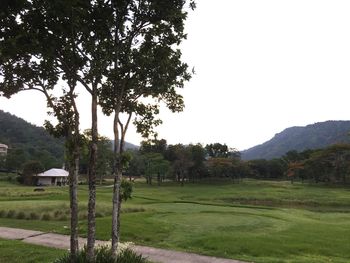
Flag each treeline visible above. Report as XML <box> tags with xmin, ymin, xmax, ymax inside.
<box><xmin>123</xmin><ymin>140</ymin><xmax>350</xmax><ymax>185</ymax></box>
<box><xmin>126</xmin><ymin>139</ymin><xmax>245</xmax><ymax>184</ymax></box>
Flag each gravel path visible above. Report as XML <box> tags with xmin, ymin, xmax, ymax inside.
<box><xmin>0</xmin><ymin>227</ymin><xmax>248</xmax><ymax>263</ymax></box>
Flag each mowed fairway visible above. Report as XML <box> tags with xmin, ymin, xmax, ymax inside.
<box><xmin>0</xmin><ymin>177</ymin><xmax>350</xmax><ymax>263</ymax></box>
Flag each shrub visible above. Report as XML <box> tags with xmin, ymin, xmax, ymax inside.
<box><xmin>41</xmin><ymin>213</ymin><xmax>52</xmax><ymax>221</ymax></box>
<box><xmin>29</xmin><ymin>212</ymin><xmax>40</xmax><ymax>220</ymax></box>
<box><xmin>7</xmin><ymin>210</ymin><xmax>16</xmax><ymax>218</ymax></box>
<box><xmin>54</xmin><ymin>210</ymin><xmax>63</xmax><ymax>219</ymax></box>
<box><xmin>95</xmin><ymin>212</ymin><xmax>105</xmax><ymax>218</ymax></box>
<box><xmin>16</xmin><ymin>211</ymin><xmax>26</xmax><ymax>219</ymax></box>
<box><xmin>58</xmin><ymin>215</ymin><xmax>68</xmax><ymax>221</ymax></box>
<box><xmin>122</xmin><ymin>207</ymin><xmax>146</xmax><ymax>213</ymax></box>
<box><xmin>79</xmin><ymin>213</ymin><xmax>88</xmax><ymax>220</ymax></box>
<box><xmin>0</xmin><ymin>210</ymin><xmax>6</xmax><ymax>217</ymax></box>
<box><xmin>53</xmin><ymin>245</ymin><xmax>149</xmax><ymax>263</ymax></box>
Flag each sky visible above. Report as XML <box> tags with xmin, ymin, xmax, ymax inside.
<box><xmin>1</xmin><ymin>0</ymin><xmax>350</xmax><ymax>151</ymax></box>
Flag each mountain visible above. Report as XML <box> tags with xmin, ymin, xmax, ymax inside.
<box><xmin>110</xmin><ymin>140</ymin><xmax>139</xmax><ymax>150</ymax></box>
<box><xmin>241</xmin><ymin>121</ymin><xmax>350</xmax><ymax>160</ymax></box>
<box><xmin>0</xmin><ymin>110</ymin><xmax>139</xmax><ymax>170</ymax></box>
<box><xmin>0</xmin><ymin>110</ymin><xmax>65</xmax><ymax>169</ymax></box>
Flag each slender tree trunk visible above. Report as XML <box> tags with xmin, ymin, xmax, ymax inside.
<box><xmin>111</xmin><ymin>110</ymin><xmax>131</xmax><ymax>256</ymax></box>
<box><xmin>111</xmin><ymin>110</ymin><xmax>122</xmax><ymax>255</ymax></box>
<box><xmin>68</xmin><ymin>134</ymin><xmax>80</xmax><ymax>262</ymax></box>
<box><xmin>87</xmin><ymin>90</ymin><xmax>98</xmax><ymax>261</ymax></box>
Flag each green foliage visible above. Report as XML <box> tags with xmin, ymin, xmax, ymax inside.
<box><xmin>205</xmin><ymin>143</ymin><xmax>229</xmax><ymax>158</ymax></box>
<box><xmin>21</xmin><ymin>160</ymin><xmax>44</xmax><ymax>185</ymax></box>
<box><xmin>120</xmin><ymin>180</ymin><xmax>133</xmax><ymax>202</ymax></box>
<box><xmin>41</xmin><ymin>213</ymin><xmax>52</xmax><ymax>221</ymax></box>
<box><xmin>80</xmin><ymin>130</ymin><xmax>114</xmax><ymax>178</ymax></box>
<box><xmin>53</xmin><ymin>246</ymin><xmax>149</xmax><ymax>263</ymax></box>
<box><xmin>206</xmin><ymin>158</ymin><xmax>240</xmax><ymax>180</ymax></box>
<box><xmin>143</xmin><ymin>153</ymin><xmax>170</xmax><ymax>185</ymax></box>
<box><xmin>302</xmin><ymin>144</ymin><xmax>350</xmax><ymax>183</ymax></box>
<box><xmin>0</xmin><ymin>110</ymin><xmax>64</xmax><ymax>170</ymax></box>
<box><xmin>127</xmin><ymin>151</ymin><xmax>146</xmax><ymax>178</ymax></box>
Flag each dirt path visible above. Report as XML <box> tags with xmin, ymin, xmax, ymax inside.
<box><xmin>0</xmin><ymin>227</ymin><xmax>247</xmax><ymax>263</ymax></box>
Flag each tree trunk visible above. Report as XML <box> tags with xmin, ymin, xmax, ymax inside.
<box><xmin>87</xmin><ymin>91</ymin><xmax>98</xmax><ymax>261</ymax></box>
<box><xmin>111</xmin><ymin>110</ymin><xmax>121</xmax><ymax>255</ymax></box>
<box><xmin>68</xmin><ymin>135</ymin><xmax>80</xmax><ymax>262</ymax></box>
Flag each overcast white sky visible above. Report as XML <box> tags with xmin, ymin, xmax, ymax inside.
<box><xmin>1</xmin><ymin>0</ymin><xmax>350</xmax><ymax>150</ymax></box>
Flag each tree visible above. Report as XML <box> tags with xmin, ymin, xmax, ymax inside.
<box><xmin>187</xmin><ymin>144</ymin><xmax>206</xmax><ymax>182</ymax></box>
<box><xmin>95</xmin><ymin>1</ymin><xmax>195</xmax><ymax>254</ymax></box>
<box><xmin>286</xmin><ymin>161</ymin><xmax>305</xmax><ymax>184</ymax></box>
<box><xmin>96</xmin><ymin>138</ymin><xmax>114</xmax><ymax>185</ymax></box>
<box><xmin>127</xmin><ymin>151</ymin><xmax>146</xmax><ymax>179</ymax></box>
<box><xmin>304</xmin><ymin>144</ymin><xmax>350</xmax><ymax>184</ymax></box>
<box><xmin>82</xmin><ymin>130</ymin><xmax>114</xmax><ymax>185</ymax></box>
<box><xmin>140</xmin><ymin>138</ymin><xmax>167</xmax><ymax>155</ymax></box>
<box><xmin>1</xmin><ymin>0</ymin><xmax>195</xmax><ymax>258</ymax></box>
<box><xmin>5</xmin><ymin>148</ymin><xmax>27</xmax><ymax>172</ymax></box>
<box><xmin>248</xmin><ymin>159</ymin><xmax>270</xmax><ymax>179</ymax></box>
<box><xmin>206</xmin><ymin>143</ymin><xmax>230</xmax><ymax>158</ymax></box>
<box><xmin>172</xmin><ymin>144</ymin><xmax>194</xmax><ymax>186</ymax></box>
<box><xmin>206</xmin><ymin>157</ymin><xmax>241</xmax><ymax>182</ymax></box>
<box><xmin>21</xmin><ymin>160</ymin><xmax>44</xmax><ymax>185</ymax></box>
<box><xmin>144</xmin><ymin>153</ymin><xmax>170</xmax><ymax>185</ymax></box>
<box><xmin>1</xmin><ymin>1</ymin><xmax>84</xmax><ymax>259</ymax></box>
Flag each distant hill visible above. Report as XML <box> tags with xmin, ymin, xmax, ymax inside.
<box><xmin>0</xmin><ymin>110</ymin><xmax>65</xmax><ymax>169</ymax></box>
<box><xmin>110</xmin><ymin>140</ymin><xmax>139</xmax><ymax>151</ymax></box>
<box><xmin>0</xmin><ymin>110</ymin><xmax>139</xmax><ymax>170</ymax></box>
<box><xmin>241</xmin><ymin>121</ymin><xmax>350</xmax><ymax>160</ymax></box>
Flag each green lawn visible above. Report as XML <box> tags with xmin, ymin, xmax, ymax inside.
<box><xmin>0</xmin><ymin>177</ymin><xmax>350</xmax><ymax>262</ymax></box>
<box><xmin>0</xmin><ymin>238</ymin><xmax>65</xmax><ymax>263</ymax></box>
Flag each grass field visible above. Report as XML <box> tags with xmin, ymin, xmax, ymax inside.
<box><xmin>0</xmin><ymin>174</ymin><xmax>350</xmax><ymax>263</ymax></box>
<box><xmin>0</xmin><ymin>238</ymin><xmax>64</xmax><ymax>263</ymax></box>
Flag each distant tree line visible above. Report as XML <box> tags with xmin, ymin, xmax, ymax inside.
<box><xmin>122</xmin><ymin>139</ymin><xmax>241</xmax><ymax>185</ymax></box>
<box><xmin>122</xmin><ymin>140</ymin><xmax>350</xmax><ymax>186</ymax></box>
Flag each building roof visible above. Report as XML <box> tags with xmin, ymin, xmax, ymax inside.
<box><xmin>0</xmin><ymin>144</ymin><xmax>8</xmax><ymax>149</ymax></box>
<box><xmin>37</xmin><ymin>168</ymin><xmax>69</xmax><ymax>177</ymax></box>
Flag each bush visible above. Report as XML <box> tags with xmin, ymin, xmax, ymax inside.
<box><xmin>53</xmin><ymin>246</ymin><xmax>149</xmax><ymax>263</ymax></box>
<box><xmin>79</xmin><ymin>213</ymin><xmax>88</xmax><ymax>220</ymax></box>
<box><xmin>41</xmin><ymin>213</ymin><xmax>52</xmax><ymax>221</ymax></box>
<box><xmin>29</xmin><ymin>212</ymin><xmax>40</xmax><ymax>220</ymax></box>
<box><xmin>58</xmin><ymin>214</ymin><xmax>68</xmax><ymax>221</ymax></box>
<box><xmin>122</xmin><ymin>207</ymin><xmax>146</xmax><ymax>213</ymax></box>
<box><xmin>7</xmin><ymin>210</ymin><xmax>16</xmax><ymax>218</ymax></box>
<box><xmin>54</xmin><ymin>210</ymin><xmax>63</xmax><ymax>219</ymax></box>
<box><xmin>16</xmin><ymin>211</ymin><xmax>26</xmax><ymax>219</ymax></box>
<box><xmin>0</xmin><ymin>210</ymin><xmax>6</xmax><ymax>217</ymax></box>
<box><xmin>95</xmin><ymin>212</ymin><xmax>105</xmax><ymax>218</ymax></box>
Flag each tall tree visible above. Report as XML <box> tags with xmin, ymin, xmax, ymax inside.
<box><xmin>0</xmin><ymin>1</ymin><xmax>84</xmax><ymax>260</ymax></box>
<box><xmin>97</xmin><ymin>0</ymin><xmax>195</xmax><ymax>254</ymax></box>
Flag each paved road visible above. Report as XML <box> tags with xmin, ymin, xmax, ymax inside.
<box><xmin>0</xmin><ymin>227</ymin><xmax>248</xmax><ymax>263</ymax></box>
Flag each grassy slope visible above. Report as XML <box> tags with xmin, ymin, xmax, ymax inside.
<box><xmin>0</xmin><ymin>177</ymin><xmax>350</xmax><ymax>263</ymax></box>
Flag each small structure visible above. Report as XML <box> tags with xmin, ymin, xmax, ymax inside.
<box><xmin>36</xmin><ymin>168</ymin><xmax>69</xmax><ymax>186</ymax></box>
<box><xmin>0</xmin><ymin>143</ymin><xmax>8</xmax><ymax>156</ymax></box>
